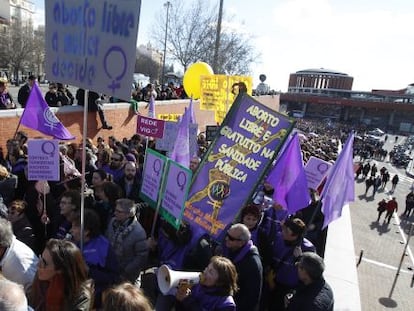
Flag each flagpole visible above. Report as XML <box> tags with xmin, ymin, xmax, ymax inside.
<box><xmin>13</xmin><ymin>114</ymin><xmax>24</xmax><ymax>139</ymax></box>
<box><xmin>79</xmin><ymin>89</ymin><xmax>89</xmax><ymax>252</ymax></box>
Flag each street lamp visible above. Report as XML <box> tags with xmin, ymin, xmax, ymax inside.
<box><xmin>213</xmin><ymin>0</ymin><xmax>224</xmax><ymax>73</ymax></box>
<box><xmin>161</xmin><ymin>1</ymin><xmax>171</xmax><ymax>87</ymax></box>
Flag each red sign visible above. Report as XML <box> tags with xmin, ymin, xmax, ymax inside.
<box><xmin>137</xmin><ymin>115</ymin><xmax>165</xmax><ymax>139</ymax></box>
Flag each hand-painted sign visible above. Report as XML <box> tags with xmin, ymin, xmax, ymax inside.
<box><xmin>200</xmin><ymin>75</ymin><xmax>253</xmax><ymax>123</ymax></box>
<box><xmin>140</xmin><ymin>149</ymin><xmax>167</xmax><ymax>208</ymax></box>
<box><xmin>184</xmin><ymin>93</ymin><xmax>294</xmax><ymax>239</ymax></box>
<box><xmin>137</xmin><ymin>115</ymin><xmax>165</xmax><ymax>139</ymax></box>
<box><xmin>304</xmin><ymin>156</ymin><xmax>333</xmax><ymax>190</ymax></box>
<box><xmin>45</xmin><ymin>0</ymin><xmax>141</xmax><ymax>100</ymax></box>
<box><xmin>160</xmin><ymin>161</ymin><xmax>192</xmax><ymax>229</ymax></box>
<box><xmin>27</xmin><ymin>139</ymin><xmax>60</xmax><ymax>181</ymax></box>
<box><xmin>156</xmin><ymin>121</ymin><xmax>198</xmax><ymax>157</ymax></box>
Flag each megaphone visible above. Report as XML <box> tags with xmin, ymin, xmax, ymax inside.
<box><xmin>157</xmin><ymin>264</ymin><xmax>202</xmax><ymax>295</ymax></box>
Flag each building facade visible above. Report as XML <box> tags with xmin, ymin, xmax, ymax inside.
<box><xmin>280</xmin><ymin>68</ymin><xmax>414</xmax><ymax>133</ymax></box>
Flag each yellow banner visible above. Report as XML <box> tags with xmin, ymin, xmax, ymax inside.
<box><xmin>157</xmin><ymin>114</ymin><xmax>182</xmax><ymax>122</ymax></box>
<box><xmin>200</xmin><ymin>75</ymin><xmax>253</xmax><ymax>114</ymax></box>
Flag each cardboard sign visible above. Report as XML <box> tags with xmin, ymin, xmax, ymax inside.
<box><xmin>45</xmin><ymin>0</ymin><xmax>141</xmax><ymax>100</ymax></box>
<box><xmin>27</xmin><ymin>140</ymin><xmax>60</xmax><ymax>181</ymax></box>
<box><xmin>139</xmin><ymin>149</ymin><xmax>167</xmax><ymax>208</ymax></box>
<box><xmin>304</xmin><ymin>156</ymin><xmax>333</xmax><ymax>190</ymax></box>
<box><xmin>157</xmin><ymin>114</ymin><xmax>182</xmax><ymax>122</ymax></box>
<box><xmin>160</xmin><ymin>161</ymin><xmax>192</xmax><ymax>229</ymax></box>
<box><xmin>200</xmin><ymin>74</ymin><xmax>253</xmax><ymax>123</ymax></box>
<box><xmin>155</xmin><ymin>121</ymin><xmax>198</xmax><ymax>156</ymax></box>
<box><xmin>137</xmin><ymin>115</ymin><xmax>165</xmax><ymax>139</ymax></box>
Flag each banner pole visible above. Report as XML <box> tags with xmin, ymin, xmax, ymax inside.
<box><xmin>150</xmin><ymin>165</ymin><xmax>168</xmax><ymax>237</ymax></box>
<box><xmin>80</xmin><ymin>89</ymin><xmax>89</xmax><ymax>252</ymax></box>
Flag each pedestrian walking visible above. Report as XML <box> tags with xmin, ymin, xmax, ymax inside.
<box><xmin>362</xmin><ymin>163</ymin><xmax>371</xmax><ymax>179</ymax></box>
<box><xmin>376</xmin><ymin>199</ymin><xmax>387</xmax><ymax>222</ymax></box>
<box><xmin>372</xmin><ymin>175</ymin><xmax>382</xmax><ymax>197</ymax></box>
<box><xmin>365</xmin><ymin>176</ymin><xmax>374</xmax><ymax>195</ymax></box>
<box><xmin>381</xmin><ymin>171</ymin><xmax>390</xmax><ymax>189</ymax></box>
<box><xmin>391</xmin><ymin>174</ymin><xmax>399</xmax><ymax>192</ymax></box>
<box><xmin>385</xmin><ymin>197</ymin><xmax>398</xmax><ymax>224</ymax></box>
<box><xmin>402</xmin><ymin>191</ymin><xmax>414</xmax><ymax>218</ymax></box>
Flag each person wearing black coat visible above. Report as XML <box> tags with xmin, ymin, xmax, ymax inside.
<box><xmin>221</xmin><ymin>223</ymin><xmax>263</xmax><ymax>311</ymax></box>
<box><xmin>286</xmin><ymin>252</ymin><xmax>334</xmax><ymax>311</ymax></box>
<box><xmin>76</xmin><ymin>88</ymin><xmax>112</xmax><ymax>129</ymax></box>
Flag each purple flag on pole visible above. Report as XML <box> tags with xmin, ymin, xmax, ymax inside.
<box><xmin>266</xmin><ymin>132</ymin><xmax>310</xmax><ymax>214</ymax></box>
<box><xmin>20</xmin><ymin>83</ymin><xmax>75</xmax><ymax>140</ymax></box>
<box><xmin>148</xmin><ymin>95</ymin><xmax>155</xmax><ymax>118</ymax></box>
<box><xmin>321</xmin><ymin>133</ymin><xmax>355</xmax><ymax>228</ymax></box>
<box><xmin>170</xmin><ymin>108</ymin><xmax>190</xmax><ymax>167</ymax></box>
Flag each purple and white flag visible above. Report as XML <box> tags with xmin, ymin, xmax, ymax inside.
<box><xmin>20</xmin><ymin>83</ymin><xmax>75</xmax><ymax>140</ymax></box>
<box><xmin>170</xmin><ymin>107</ymin><xmax>190</xmax><ymax>167</ymax></box>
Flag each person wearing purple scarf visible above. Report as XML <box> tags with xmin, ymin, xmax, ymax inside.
<box><xmin>71</xmin><ymin>209</ymin><xmax>120</xmax><ymax>309</ymax></box>
<box><xmin>221</xmin><ymin>224</ymin><xmax>263</xmax><ymax>311</ymax></box>
<box><xmin>176</xmin><ymin>256</ymin><xmax>237</xmax><ymax>311</ymax></box>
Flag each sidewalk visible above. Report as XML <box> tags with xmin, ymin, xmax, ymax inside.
<box><xmin>324</xmin><ymin>204</ymin><xmax>361</xmax><ymax>311</ymax></box>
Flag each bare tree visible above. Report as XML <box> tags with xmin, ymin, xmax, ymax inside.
<box><xmin>0</xmin><ymin>19</ymin><xmax>35</xmax><ymax>84</ymax></box>
<box><xmin>31</xmin><ymin>27</ymin><xmax>46</xmax><ymax>79</ymax></box>
<box><xmin>135</xmin><ymin>52</ymin><xmax>161</xmax><ymax>82</ymax></box>
<box><xmin>150</xmin><ymin>0</ymin><xmax>258</xmax><ymax>74</ymax></box>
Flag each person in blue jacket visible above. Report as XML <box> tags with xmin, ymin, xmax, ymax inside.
<box><xmin>176</xmin><ymin>256</ymin><xmax>237</xmax><ymax>311</ymax></box>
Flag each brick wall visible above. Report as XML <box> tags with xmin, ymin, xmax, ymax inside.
<box><xmin>0</xmin><ymin>95</ymin><xmax>279</xmax><ymax>148</ymax></box>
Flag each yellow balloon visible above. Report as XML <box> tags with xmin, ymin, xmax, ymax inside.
<box><xmin>183</xmin><ymin>62</ymin><xmax>213</xmax><ymax>99</ymax></box>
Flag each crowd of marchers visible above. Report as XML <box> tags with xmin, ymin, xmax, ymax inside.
<box><xmin>0</xmin><ymin>114</ymin><xmax>381</xmax><ymax>310</ymax></box>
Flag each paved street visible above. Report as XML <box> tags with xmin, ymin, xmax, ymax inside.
<box><xmin>351</xmin><ymin>135</ymin><xmax>414</xmax><ymax>310</ymax></box>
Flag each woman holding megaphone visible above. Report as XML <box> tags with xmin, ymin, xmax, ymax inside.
<box><xmin>175</xmin><ymin>256</ymin><xmax>238</xmax><ymax>311</ymax></box>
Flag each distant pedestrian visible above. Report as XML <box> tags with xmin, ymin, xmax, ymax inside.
<box><xmin>381</xmin><ymin>171</ymin><xmax>390</xmax><ymax>189</ymax></box>
<box><xmin>365</xmin><ymin>176</ymin><xmax>374</xmax><ymax>195</ymax></box>
<box><xmin>384</xmin><ymin>135</ymin><xmax>388</xmax><ymax>142</ymax></box>
<box><xmin>376</xmin><ymin>199</ymin><xmax>387</xmax><ymax>222</ymax></box>
<box><xmin>370</xmin><ymin>164</ymin><xmax>377</xmax><ymax>177</ymax></box>
<box><xmin>395</xmin><ymin>136</ymin><xmax>399</xmax><ymax>143</ymax></box>
<box><xmin>391</xmin><ymin>174</ymin><xmax>399</xmax><ymax>192</ymax></box>
<box><xmin>372</xmin><ymin>175</ymin><xmax>382</xmax><ymax>197</ymax></box>
<box><xmin>385</xmin><ymin>197</ymin><xmax>398</xmax><ymax>224</ymax></box>
<box><xmin>362</xmin><ymin>163</ymin><xmax>371</xmax><ymax>179</ymax></box>
<box><xmin>402</xmin><ymin>191</ymin><xmax>414</xmax><ymax>218</ymax></box>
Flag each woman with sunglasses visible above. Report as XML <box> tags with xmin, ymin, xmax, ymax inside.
<box><xmin>175</xmin><ymin>256</ymin><xmax>238</xmax><ymax>311</ymax></box>
<box><xmin>30</xmin><ymin>239</ymin><xmax>94</xmax><ymax>311</ymax></box>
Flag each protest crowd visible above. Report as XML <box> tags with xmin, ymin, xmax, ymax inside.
<box><xmin>0</xmin><ymin>76</ymin><xmax>371</xmax><ymax>311</ymax></box>
<box><xmin>0</xmin><ymin>118</ymin><xmax>348</xmax><ymax>311</ymax></box>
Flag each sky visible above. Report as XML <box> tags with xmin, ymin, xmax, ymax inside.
<box><xmin>33</xmin><ymin>0</ymin><xmax>414</xmax><ymax>92</ymax></box>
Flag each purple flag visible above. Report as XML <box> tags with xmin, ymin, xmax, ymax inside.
<box><xmin>20</xmin><ymin>83</ymin><xmax>75</xmax><ymax>140</ymax></box>
<box><xmin>170</xmin><ymin>107</ymin><xmax>190</xmax><ymax>167</ymax></box>
<box><xmin>188</xmin><ymin>97</ymin><xmax>196</xmax><ymax>124</ymax></box>
<box><xmin>321</xmin><ymin>133</ymin><xmax>355</xmax><ymax>228</ymax></box>
<box><xmin>148</xmin><ymin>95</ymin><xmax>155</xmax><ymax>118</ymax></box>
<box><xmin>266</xmin><ymin>132</ymin><xmax>310</xmax><ymax>214</ymax></box>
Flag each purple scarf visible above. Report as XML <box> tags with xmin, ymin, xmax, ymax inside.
<box><xmin>224</xmin><ymin>240</ymin><xmax>254</xmax><ymax>264</ymax></box>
